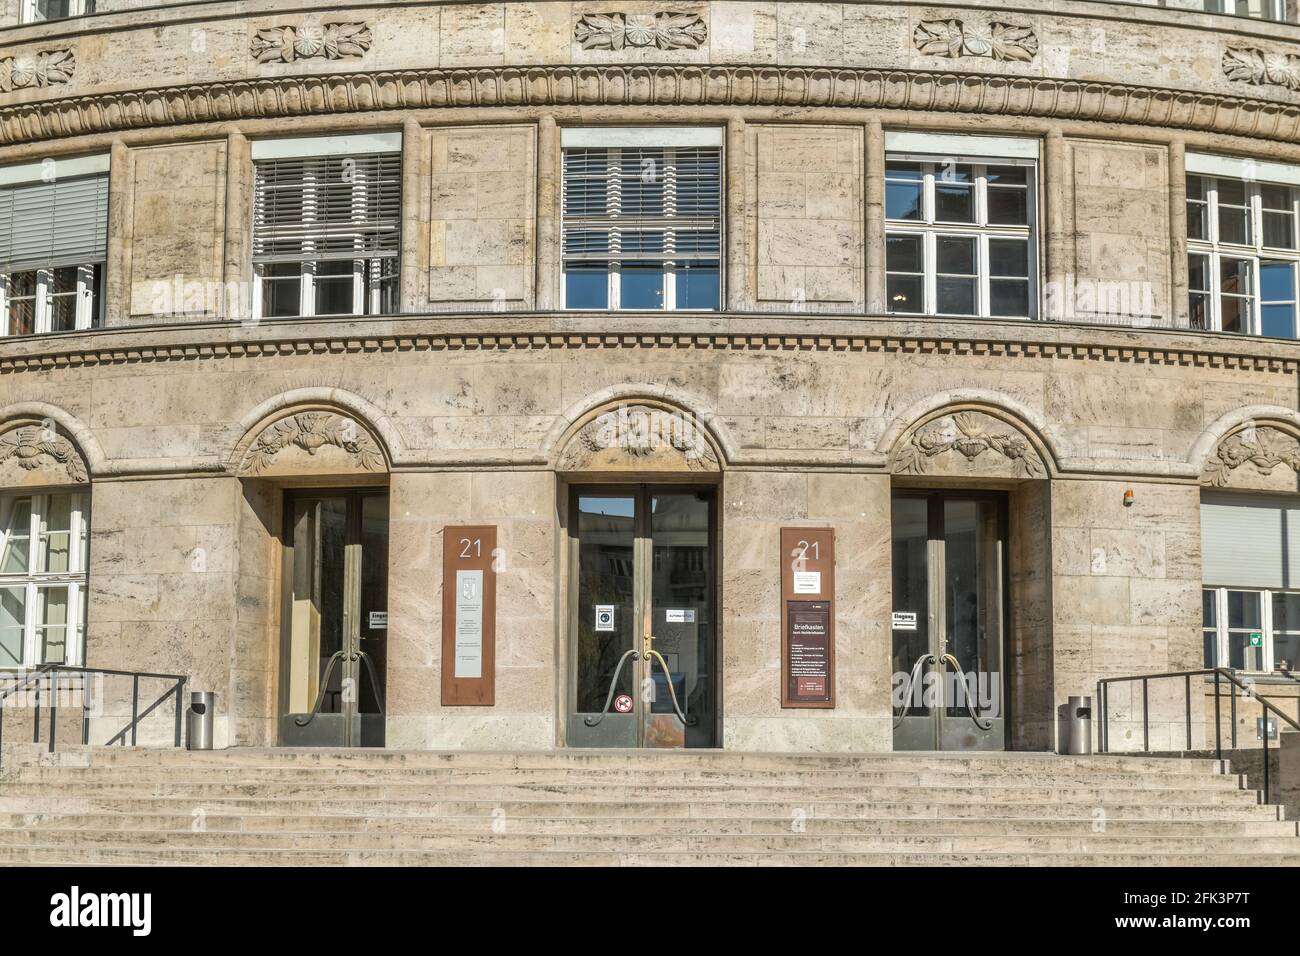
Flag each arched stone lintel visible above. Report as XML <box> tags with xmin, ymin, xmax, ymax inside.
<box><xmin>0</xmin><ymin>402</ymin><xmax>99</xmax><ymax>485</ymax></box>
<box><xmin>228</xmin><ymin>388</ymin><xmax>397</xmax><ymax>477</ymax></box>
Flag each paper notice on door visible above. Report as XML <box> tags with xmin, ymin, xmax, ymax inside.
<box><xmin>665</xmin><ymin>609</ymin><xmax>696</xmax><ymax>623</ymax></box>
<box><xmin>454</xmin><ymin>569</ymin><xmax>484</xmax><ymax>679</ymax></box>
<box><xmin>792</xmin><ymin>571</ymin><xmax>821</xmax><ymax>594</ymax></box>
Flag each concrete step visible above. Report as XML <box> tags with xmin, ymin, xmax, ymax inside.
<box><xmin>2</xmin><ymin>811</ymin><xmax>1293</xmax><ymax>837</ymax></box>
<box><xmin>0</xmin><ymin>795</ymin><xmax>1281</xmax><ymax>820</ymax></box>
<box><xmin>7</xmin><ymin>765</ymin><xmax>1248</xmax><ymax>790</ymax></box>
<box><xmin>0</xmin><ymin>826</ymin><xmax>1296</xmax><ymax>855</ymax></box>
<box><xmin>1</xmin><ymin>844</ymin><xmax>1297</xmax><ymax>867</ymax></box>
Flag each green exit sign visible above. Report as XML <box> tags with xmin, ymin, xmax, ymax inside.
<box><xmin>1250</xmin><ymin>633</ymin><xmax>1263</xmax><ymax>648</ymax></box>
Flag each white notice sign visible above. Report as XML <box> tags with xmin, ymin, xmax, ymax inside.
<box><xmin>665</xmin><ymin>609</ymin><xmax>696</xmax><ymax>623</ymax></box>
<box><xmin>792</xmin><ymin>571</ymin><xmax>821</xmax><ymax>595</ymax></box>
<box><xmin>595</xmin><ymin>605</ymin><xmax>615</xmax><ymax>632</ymax></box>
<box><xmin>892</xmin><ymin>611</ymin><xmax>918</xmax><ymax>631</ymax></box>
<box><xmin>454</xmin><ymin>570</ymin><xmax>484</xmax><ymax>678</ymax></box>
<box><xmin>368</xmin><ymin>611</ymin><xmax>387</xmax><ymax>629</ymax></box>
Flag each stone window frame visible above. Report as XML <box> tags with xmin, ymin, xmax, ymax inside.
<box><xmin>250</xmin><ymin>134</ymin><xmax>403</xmax><ymax>322</ymax></box>
<box><xmin>1186</xmin><ymin>168</ymin><xmax>1300</xmax><ymax>339</ymax></box>
<box><xmin>559</xmin><ymin>127</ymin><xmax>724</xmax><ymax>313</ymax></box>
<box><xmin>19</xmin><ymin>0</ymin><xmax>94</xmax><ymax>23</ymax></box>
<box><xmin>883</xmin><ymin>154</ymin><xmax>1039</xmax><ymax>320</ymax></box>
<box><xmin>0</xmin><ymin>491</ymin><xmax>88</xmax><ymax>669</ymax></box>
<box><xmin>1202</xmin><ymin>585</ymin><xmax>1300</xmax><ymax>673</ymax></box>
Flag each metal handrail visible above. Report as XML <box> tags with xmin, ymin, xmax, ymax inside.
<box><xmin>0</xmin><ymin>664</ymin><xmax>187</xmax><ymax>769</ymax></box>
<box><xmin>1097</xmin><ymin>667</ymin><xmax>1300</xmax><ymax>806</ymax></box>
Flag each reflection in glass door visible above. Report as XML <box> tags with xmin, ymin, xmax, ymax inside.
<box><xmin>280</xmin><ymin>490</ymin><xmax>388</xmax><ymax>747</ymax></box>
<box><xmin>567</xmin><ymin>486</ymin><xmax>718</xmax><ymax>748</ymax></box>
<box><xmin>892</xmin><ymin>491</ymin><xmax>1007</xmax><ymax>751</ymax></box>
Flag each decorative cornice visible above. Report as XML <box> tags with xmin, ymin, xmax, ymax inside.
<box><xmin>0</xmin><ymin>49</ymin><xmax>74</xmax><ymax>94</ymax></box>
<box><xmin>0</xmin><ymin>326</ymin><xmax>1296</xmax><ymax>377</ymax></box>
<box><xmin>913</xmin><ymin>19</ymin><xmax>1039</xmax><ymax>63</ymax></box>
<box><xmin>1</xmin><ymin>64</ymin><xmax>1299</xmax><ymax>147</ymax></box>
<box><xmin>1222</xmin><ymin>46</ymin><xmax>1300</xmax><ymax>92</ymax></box>
<box><xmin>0</xmin><ymin>424</ymin><xmax>87</xmax><ymax>482</ymax></box>
<box><xmin>241</xmin><ymin>411</ymin><xmax>384</xmax><ymax>475</ymax></box>
<box><xmin>575</xmin><ymin>13</ymin><xmax>708</xmax><ymax>51</ymax></box>
<box><xmin>250</xmin><ymin>23</ymin><xmax>372</xmax><ymax>65</ymax></box>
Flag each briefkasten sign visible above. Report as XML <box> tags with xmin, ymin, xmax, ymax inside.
<box><xmin>780</xmin><ymin>528</ymin><xmax>835</xmax><ymax>708</ymax></box>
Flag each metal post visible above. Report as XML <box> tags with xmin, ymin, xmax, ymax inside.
<box><xmin>32</xmin><ymin>679</ymin><xmax>39</xmax><ymax>744</ymax></box>
<box><xmin>1230</xmin><ymin>680</ymin><xmax>1238</xmax><ymax>749</ymax></box>
<box><xmin>47</xmin><ymin>671</ymin><xmax>57</xmax><ymax>754</ymax></box>
<box><xmin>130</xmin><ymin>674</ymin><xmax>139</xmax><ymax>746</ymax></box>
<box><xmin>1102</xmin><ymin>682</ymin><xmax>1109</xmax><ymax>753</ymax></box>
<box><xmin>172</xmin><ymin>679</ymin><xmax>184</xmax><ymax>748</ymax></box>
<box><xmin>1142</xmin><ymin>677</ymin><xmax>1150</xmax><ymax>752</ymax></box>
<box><xmin>1263</xmin><ymin>702</ymin><xmax>1271</xmax><ymax>805</ymax></box>
<box><xmin>1185</xmin><ymin>673</ymin><xmax>1192</xmax><ymax>751</ymax></box>
<box><xmin>1214</xmin><ymin>671</ymin><xmax>1222</xmax><ymax>762</ymax></box>
<box><xmin>81</xmin><ymin>675</ymin><xmax>91</xmax><ymax>745</ymax></box>
<box><xmin>1095</xmin><ymin>681</ymin><xmax>1103</xmax><ymax>753</ymax></box>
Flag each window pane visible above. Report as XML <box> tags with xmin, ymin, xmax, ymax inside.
<box><xmin>1261</xmin><ymin>183</ymin><xmax>1292</xmax><ymax>212</ymax></box>
<box><xmin>989</xmin><ymin>239</ymin><xmax>1029</xmax><ymax>278</ymax></box>
<box><xmin>1228</xmin><ymin>632</ymin><xmax>1264</xmax><ymax>671</ymax></box>
<box><xmin>314</xmin><ymin>260</ymin><xmax>355</xmax><ymax>316</ymax></box>
<box><xmin>0</xmin><ymin>498</ymin><xmax>31</xmax><ymax>575</ymax></box>
<box><xmin>620</xmin><ymin>264</ymin><xmax>664</xmax><ymax>310</ymax></box>
<box><xmin>885</xmin><ymin>162</ymin><xmax>923</xmax><ymax>182</ymax></box>
<box><xmin>887</xmin><ymin>275</ymin><xmax>923</xmax><ymax>313</ymax></box>
<box><xmin>261</xmin><ymin>263</ymin><xmax>301</xmax><ymax>318</ymax></box>
<box><xmin>1264</xmin><ymin>211</ymin><xmax>1296</xmax><ymax>250</ymax></box>
<box><xmin>37</xmin><ymin>587</ymin><xmax>68</xmax><ymax>666</ymax></box>
<box><xmin>364</xmin><ymin>258</ymin><xmax>399</xmax><ymax>316</ymax></box>
<box><xmin>1203</xmin><ymin>589</ymin><xmax>1217</xmax><ymax>628</ymax></box>
<box><xmin>1275</xmin><ymin>634</ymin><xmax>1300</xmax><ymax>670</ymax></box>
<box><xmin>885</xmin><ymin>181</ymin><xmax>922</xmax><ymax>221</ymax></box>
<box><xmin>1221</xmin><ymin>296</ymin><xmax>1250</xmax><ymax>334</ymax></box>
<box><xmin>937</xmin><ymin>277</ymin><xmax>976</xmax><ymax>315</ymax></box>
<box><xmin>985</xmin><ymin>166</ymin><xmax>1027</xmax><ymax>186</ymax></box>
<box><xmin>934</xmin><ymin>181</ymin><xmax>975</xmax><ymax>224</ymax></box>
<box><xmin>1190</xmin><ymin>292</ymin><xmax>1211</xmax><ymax>331</ymax></box>
<box><xmin>1188</xmin><ymin>253</ymin><xmax>1210</xmax><ymax>292</ymax></box>
<box><xmin>1261</xmin><ymin>259</ymin><xmax>1295</xmax><ymax>301</ymax></box>
<box><xmin>1272</xmin><ymin>592</ymin><xmax>1300</xmax><ymax>631</ymax></box>
<box><xmin>1217</xmin><ymin>177</ymin><xmax>1248</xmax><ymax>207</ymax></box>
<box><xmin>989</xmin><ymin>280</ymin><xmax>1030</xmax><ymax>318</ymax></box>
<box><xmin>1217</xmin><ymin>180</ymin><xmax>1251</xmax><ymax>245</ymax></box>
<box><xmin>886</xmin><ymin>235</ymin><xmax>922</xmax><ymax>273</ymax></box>
<box><xmin>0</xmin><ymin>586</ymin><xmax>24</xmax><ymax>667</ymax></box>
<box><xmin>987</xmin><ymin>187</ymin><xmax>1028</xmax><ymax>226</ymax></box>
<box><xmin>1219</xmin><ymin>257</ymin><xmax>1253</xmax><ymax>296</ymax></box>
<box><xmin>1203</xmin><ymin>630</ymin><xmax>1217</xmax><ymax>668</ymax></box>
<box><xmin>6</xmin><ymin>271</ymin><xmax>36</xmax><ymax>337</ymax></box>
<box><xmin>675</xmin><ymin>262</ymin><xmax>719</xmax><ymax>310</ymax></box>
<box><xmin>48</xmin><ymin>267</ymin><xmax>79</xmax><ymax>333</ymax></box>
<box><xmin>1262</xmin><ymin>304</ymin><xmax>1296</xmax><ymax>339</ymax></box>
<box><xmin>41</xmin><ymin>494</ymin><xmax>72</xmax><ymax>574</ymax></box>
<box><xmin>936</xmin><ymin>236</ymin><xmax>976</xmax><ymax>275</ymax></box>
<box><xmin>565</xmin><ymin>265</ymin><xmax>609</xmax><ymax>309</ymax></box>
<box><xmin>1227</xmin><ymin>590</ymin><xmax>1261</xmax><ymax>629</ymax></box>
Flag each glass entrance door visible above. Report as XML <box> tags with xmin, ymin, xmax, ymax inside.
<box><xmin>891</xmin><ymin>491</ymin><xmax>1006</xmax><ymax>751</ymax></box>
<box><xmin>567</xmin><ymin>486</ymin><xmax>718</xmax><ymax>748</ymax></box>
<box><xmin>280</xmin><ymin>490</ymin><xmax>388</xmax><ymax>747</ymax></box>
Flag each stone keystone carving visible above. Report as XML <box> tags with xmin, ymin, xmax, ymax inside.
<box><xmin>242</xmin><ymin>412</ymin><xmax>384</xmax><ymax>474</ymax></box>
<box><xmin>575</xmin><ymin>12</ymin><xmax>708</xmax><ymax>51</ymax></box>
<box><xmin>896</xmin><ymin>411</ymin><xmax>1045</xmax><ymax>478</ymax></box>
<box><xmin>560</xmin><ymin>404</ymin><xmax>718</xmax><ymax>472</ymax></box>
<box><xmin>913</xmin><ymin>19</ymin><xmax>1038</xmax><ymax>63</ymax></box>
<box><xmin>1222</xmin><ymin>47</ymin><xmax>1300</xmax><ymax>92</ymax></box>
<box><xmin>0</xmin><ymin>49</ymin><xmax>76</xmax><ymax>93</ymax></box>
<box><xmin>1203</xmin><ymin>425</ymin><xmax>1300</xmax><ymax>487</ymax></box>
<box><xmin>251</xmin><ymin>23</ymin><xmax>372</xmax><ymax>64</ymax></box>
<box><xmin>0</xmin><ymin>426</ymin><xmax>87</xmax><ymax>482</ymax></box>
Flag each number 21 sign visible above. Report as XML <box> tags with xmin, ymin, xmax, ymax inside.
<box><xmin>442</xmin><ymin>525</ymin><xmax>497</xmax><ymax>706</ymax></box>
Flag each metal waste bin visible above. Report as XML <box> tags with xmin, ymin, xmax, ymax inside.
<box><xmin>1066</xmin><ymin>695</ymin><xmax>1092</xmax><ymax>755</ymax></box>
<box><xmin>187</xmin><ymin>691</ymin><xmax>215</xmax><ymax>751</ymax></box>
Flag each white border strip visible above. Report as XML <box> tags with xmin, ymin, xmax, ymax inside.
<box><xmin>251</xmin><ymin>132</ymin><xmax>403</xmax><ymax>160</ymax></box>
<box><xmin>1187</xmin><ymin>152</ymin><xmax>1300</xmax><ymax>188</ymax></box>
<box><xmin>0</xmin><ymin>154</ymin><xmax>110</xmax><ymax>187</ymax></box>
<box><xmin>561</xmin><ymin>127</ymin><xmax>724</xmax><ymax>148</ymax></box>
<box><xmin>884</xmin><ymin>131</ymin><xmax>1039</xmax><ymax>161</ymax></box>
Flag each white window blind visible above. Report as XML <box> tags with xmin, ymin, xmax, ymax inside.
<box><xmin>252</xmin><ymin>153</ymin><xmax>401</xmax><ymax>264</ymax></box>
<box><xmin>1202</xmin><ymin>492</ymin><xmax>1300</xmax><ymax>589</ymax></box>
<box><xmin>561</xmin><ymin>147</ymin><xmax>721</xmax><ymax>262</ymax></box>
<box><xmin>0</xmin><ymin>174</ymin><xmax>109</xmax><ymax>274</ymax></box>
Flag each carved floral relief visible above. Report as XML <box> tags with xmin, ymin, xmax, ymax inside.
<box><xmin>559</xmin><ymin>405</ymin><xmax>718</xmax><ymax>472</ymax></box>
<box><xmin>575</xmin><ymin>13</ymin><xmax>708</xmax><ymax>51</ymax></box>
<box><xmin>1222</xmin><ymin>47</ymin><xmax>1300</xmax><ymax>92</ymax></box>
<box><xmin>241</xmin><ymin>412</ymin><xmax>384</xmax><ymax>475</ymax></box>
<box><xmin>1203</xmin><ymin>425</ymin><xmax>1300</xmax><ymax>488</ymax></box>
<box><xmin>913</xmin><ymin>19</ymin><xmax>1038</xmax><ymax>63</ymax></box>
<box><xmin>895</xmin><ymin>411</ymin><xmax>1045</xmax><ymax>478</ymax></box>
<box><xmin>251</xmin><ymin>23</ymin><xmax>373</xmax><ymax>64</ymax></box>
<box><xmin>0</xmin><ymin>426</ymin><xmax>87</xmax><ymax>483</ymax></box>
<box><xmin>0</xmin><ymin>50</ymin><xmax>75</xmax><ymax>93</ymax></box>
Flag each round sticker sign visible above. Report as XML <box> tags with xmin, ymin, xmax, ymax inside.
<box><xmin>613</xmin><ymin>694</ymin><xmax>633</xmax><ymax>714</ymax></box>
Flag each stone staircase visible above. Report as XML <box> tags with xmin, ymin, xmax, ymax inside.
<box><xmin>1</xmin><ymin>746</ymin><xmax>1298</xmax><ymax>865</ymax></box>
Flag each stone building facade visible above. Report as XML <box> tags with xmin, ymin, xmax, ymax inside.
<box><xmin>0</xmin><ymin>0</ymin><xmax>1297</xmax><ymax>754</ymax></box>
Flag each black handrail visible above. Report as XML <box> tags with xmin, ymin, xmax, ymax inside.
<box><xmin>1097</xmin><ymin>667</ymin><xmax>1300</xmax><ymax>806</ymax></box>
<box><xmin>0</xmin><ymin>665</ymin><xmax>187</xmax><ymax>769</ymax></box>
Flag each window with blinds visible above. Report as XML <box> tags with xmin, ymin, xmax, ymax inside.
<box><xmin>561</xmin><ymin>145</ymin><xmax>722</xmax><ymax>311</ymax></box>
<box><xmin>0</xmin><ymin>172</ymin><xmax>108</xmax><ymax>337</ymax></box>
<box><xmin>252</xmin><ymin>152</ymin><xmax>401</xmax><ymax>319</ymax></box>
